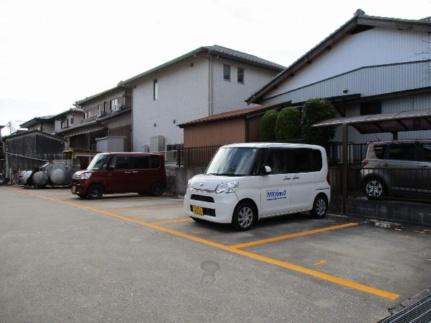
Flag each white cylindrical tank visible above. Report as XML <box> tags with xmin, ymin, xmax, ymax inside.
<box><xmin>32</xmin><ymin>171</ymin><xmax>49</xmax><ymax>187</ymax></box>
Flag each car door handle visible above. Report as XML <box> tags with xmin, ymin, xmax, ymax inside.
<box><xmin>292</xmin><ymin>176</ymin><xmax>300</xmax><ymax>180</ymax></box>
<box><xmin>132</xmin><ymin>170</ymin><xmax>139</xmax><ymax>174</ymax></box>
<box><xmin>283</xmin><ymin>177</ymin><xmax>291</xmax><ymax>181</ymax></box>
<box><xmin>124</xmin><ymin>171</ymin><xmax>132</xmax><ymax>174</ymax></box>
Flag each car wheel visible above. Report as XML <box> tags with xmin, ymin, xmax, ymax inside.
<box><xmin>311</xmin><ymin>194</ymin><xmax>328</xmax><ymax>218</ymax></box>
<box><xmin>232</xmin><ymin>201</ymin><xmax>256</xmax><ymax>231</ymax></box>
<box><xmin>151</xmin><ymin>183</ymin><xmax>164</xmax><ymax>196</ymax></box>
<box><xmin>78</xmin><ymin>193</ymin><xmax>87</xmax><ymax>199</ymax></box>
<box><xmin>87</xmin><ymin>184</ymin><xmax>103</xmax><ymax>199</ymax></box>
<box><xmin>364</xmin><ymin>177</ymin><xmax>385</xmax><ymax>200</ymax></box>
<box><xmin>191</xmin><ymin>217</ymin><xmax>205</xmax><ymax>224</ymax></box>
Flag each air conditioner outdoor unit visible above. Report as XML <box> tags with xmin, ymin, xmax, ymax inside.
<box><xmin>150</xmin><ymin>135</ymin><xmax>165</xmax><ymax>152</ymax></box>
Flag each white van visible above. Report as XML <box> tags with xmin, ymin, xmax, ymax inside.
<box><xmin>183</xmin><ymin>143</ymin><xmax>330</xmax><ymax>230</ymax></box>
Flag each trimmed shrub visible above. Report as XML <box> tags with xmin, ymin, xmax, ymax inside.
<box><xmin>275</xmin><ymin>107</ymin><xmax>301</xmax><ymax>140</ymax></box>
<box><xmin>301</xmin><ymin>99</ymin><xmax>336</xmax><ymax>146</ymax></box>
<box><xmin>260</xmin><ymin>109</ymin><xmax>278</xmax><ymax>141</ymax></box>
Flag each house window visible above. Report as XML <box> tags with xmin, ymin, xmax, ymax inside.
<box><xmin>98</xmin><ymin>104</ymin><xmax>103</xmax><ymax>116</ymax></box>
<box><xmin>223</xmin><ymin>64</ymin><xmax>231</xmax><ymax>81</ymax></box>
<box><xmin>70</xmin><ymin>117</ymin><xmax>74</xmax><ymax>125</ymax></box>
<box><xmin>360</xmin><ymin>102</ymin><xmax>381</xmax><ymax>115</ymax></box>
<box><xmin>237</xmin><ymin>67</ymin><xmax>244</xmax><ymax>84</ymax></box>
<box><xmin>61</xmin><ymin>119</ymin><xmax>69</xmax><ymax>129</ymax></box>
<box><xmin>111</xmin><ymin>98</ymin><xmax>120</xmax><ymax>112</ymax></box>
<box><xmin>153</xmin><ymin>79</ymin><xmax>158</xmax><ymax>101</ymax></box>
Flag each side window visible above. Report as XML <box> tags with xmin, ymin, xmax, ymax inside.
<box><xmin>289</xmin><ymin>149</ymin><xmax>322</xmax><ymax>173</ymax></box>
<box><xmin>110</xmin><ymin>156</ymin><xmax>132</xmax><ymax>169</ymax></box>
<box><xmin>422</xmin><ymin>144</ymin><xmax>431</xmax><ymax>162</ymax></box>
<box><xmin>387</xmin><ymin>144</ymin><xmax>416</xmax><ymax>161</ymax></box>
<box><xmin>150</xmin><ymin>156</ymin><xmax>161</xmax><ymax>169</ymax></box>
<box><xmin>133</xmin><ymin>156</ymin><xmax>149</xmax><ymax>169</ymax></box>
<box><xmin>265</xmin><ymin>149</ymin><xmax>286</xmax><ymax>174</ymax></box>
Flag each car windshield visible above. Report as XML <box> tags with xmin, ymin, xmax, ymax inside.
<box><xmin>87</xmin><ymin>154</ymin><xmax>110</xmax><ymax>170</ymax></box>
<box><xmin>206</xmin><ymin>147</ymin><xmax>258</xmax><ymax>176</ymax></box>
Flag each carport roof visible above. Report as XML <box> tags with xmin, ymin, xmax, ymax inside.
<box><xmin>313</xmin><ymin>110</ymin><xmax>431</xmax><ymax>134</ymax></box>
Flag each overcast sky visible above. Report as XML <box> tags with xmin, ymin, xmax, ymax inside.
<box><xmin>1</xmin><ymin>0</ymin><xmax>430</xmax><ymax>133</ymax></box>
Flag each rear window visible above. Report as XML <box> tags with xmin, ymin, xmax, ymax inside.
<box><xmin>373</xmin><ymin>144</ymin><xmax>386</xmax><ymax>159</ymax></box>
<box><xmin>150</xmin><ymin>156</ymin><xmax>161</xmax><ymax>169</ymax></box>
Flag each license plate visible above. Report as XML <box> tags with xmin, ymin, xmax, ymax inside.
<box><xmin>71</xmin><ymin>185</ymin><xmax>77</xmax><ymax>194</ymax></box>
<box><xmin>191</xmin><ymin>205</ymin><xmax>204</xmax><ymax>216</ymax></box>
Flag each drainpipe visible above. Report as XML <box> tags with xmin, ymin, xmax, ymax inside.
<box><xmin>208</xmin><ymin>56</ymin><xmax>214</xmax><ymax>115</ymax></box>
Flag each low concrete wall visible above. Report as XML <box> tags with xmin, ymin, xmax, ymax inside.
<box><xmin>165</xmin><ymin>165</ymin><xmax>206</xmax><ymax>196</ymax></box>
<box><xmin>346</xmin><ymin>198</ymin><xmax>431</xmax><ymax>227</ymax></box>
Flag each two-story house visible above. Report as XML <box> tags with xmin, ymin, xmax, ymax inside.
<box><xmin>119</xmin><ymin>45</ymin><xmax>284</xmax><ymax>157</ymax></box>
<box><xmin>246</xmin><ymin>11</ymin><xmax>431</xmax><ymax>143</ymax></box>
<box><xmin>20</xmin><ymin>115</ymin><xmax>56</xmax><ymax>134</ymax></box>
<box><xmin>57</xmin><ymin>86</ymin><xmax>132</xmax><ymax>167</ymax></box>
<box><xmin>53</xmin><ymin>108</ymin><xmax>85</xmax><ymax>133</ymax></box>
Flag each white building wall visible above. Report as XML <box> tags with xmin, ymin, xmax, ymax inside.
<box><xmin>132</xmin><ymin>57</ymin><xmax>209</xmax><ymax>151</ymax></box>
<box><xmin>269</xmin><ymin>28</ymin><xmax>431</xmax><ymax>97</ymax></box>
<box><xmin>211</xmin><ymin>58</ymin><xmax>278</xmax><ymax>114</ymax></box>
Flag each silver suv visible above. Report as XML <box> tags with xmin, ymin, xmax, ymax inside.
<box><xmin>361</xmin><ymin>140</ymin><xmax>431</xmax><ymax>200</ymax></box>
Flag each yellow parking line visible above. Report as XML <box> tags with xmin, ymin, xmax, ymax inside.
<box><xmin>230</xmin><ymin>223</ymin><xmax>359</xmax><ymax>249</ymax></box>
<box><xmin>313</xmin><ymin>259</ymin><xmax>327</xmax><ymax>266</ymax></box>
<box><xmin>115</xmin><ymin>204</ymin><xmax>183</xmax><ymax>211</ymax></box>
<box><xmin>11</xmin><ymin>188</ymin><xmax>399</xmax><ymax>300</ymax></box>
<box><xmin>150</xmin><ymin>217</ymin><xmax>193</xmax><ymax>225</ymax></box>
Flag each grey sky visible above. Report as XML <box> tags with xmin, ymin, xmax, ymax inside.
<box><xmin>1</xmin><ymin>0</ymin><xmax>430</xmax><ymax>133</ymax></box>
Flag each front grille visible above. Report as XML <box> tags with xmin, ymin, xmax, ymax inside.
<box><xmin>190</xmin><ymin>206</ymin><xmax>216</xmax><ymax>217</ymax></box>
<box><xmin>379</xmin><ymin>293</ymin><xmax>431</xmax><ymax>323</ymax></box>
<box><xmin>191</xmin><ymin>194</ymin><xmax>214</xmax><ymax>203</ymax></box>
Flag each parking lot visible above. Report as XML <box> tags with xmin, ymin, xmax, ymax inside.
<box><xmin>1</xmin><ymin>187</ymin><xmax>430</xmax><ymax>323</ymax></box>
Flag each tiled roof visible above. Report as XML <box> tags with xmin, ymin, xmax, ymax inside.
<box><xmin>179</xmin><ymin>103</ymin><xmax>287</xmax><ymax>127</ymax></box>
<box><xmin>20</xmin><ymin>115</ymin><xmax>56</xmax><ymax>128</ymax></box>
<box><xmin>247</xmin><ymin>11</ymin><xmax>431</xmax><ymax>103</ymax></box>
<box><xmin>119</xmin><ymin>45</ymin><xmax>284</xmax><ymax>86</ymax></box>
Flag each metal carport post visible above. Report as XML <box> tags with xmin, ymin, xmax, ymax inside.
<box><xmin>313</xmin><ymin>109</ymin><xmax>431</xmax><ymax>214</ymax></box>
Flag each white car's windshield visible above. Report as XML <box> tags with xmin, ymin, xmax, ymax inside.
<box><xmin>206</xmin><ymin>147</ymin><xmax>258</xmax><ymax>176</ymax></box>
<box><xmin>87</xmin><ymin>154</ymin><xmax>110</xmax><ymax>170</ymax></box>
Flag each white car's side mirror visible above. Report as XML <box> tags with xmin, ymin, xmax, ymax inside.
<box><xmin>264</xmin><ymin>165</ymin><xmax>272</xmax><ymax>175</ymax></box>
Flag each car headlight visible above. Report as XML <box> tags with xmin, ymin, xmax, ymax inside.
<box><xmin>215</xmin><ymin>180</ymin><xmax>239</xmax><ymax>194</ymax></box>
<box><xmin>81</xmin><ymin>172</ymin><xmax>92</xmax><ymax>180</ymax></box>
<box><xmin>73</xmin><ymin>172</ymin><xmax>92</xmax><ymax>180</ymax></box>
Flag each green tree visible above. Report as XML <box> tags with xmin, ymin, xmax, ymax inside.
<box><xmin>260</xmin><ymin>109</ymin><xmax>278</xmax><ymax>141</ymax></box>
<box><xmin>274</xmin><ymin>107</ymin><xmax>301</xmax><ymax>141</ymax></box>
<box><xmin>301</xmin><ymin>99</ymin><xmax>336</xmax><ymax>146</ymax></box>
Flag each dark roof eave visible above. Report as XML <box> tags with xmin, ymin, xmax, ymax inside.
<box><xmin>75</xmin><ymin>85</ymin><xmax>128</xmax><ymax>106</ymax></box>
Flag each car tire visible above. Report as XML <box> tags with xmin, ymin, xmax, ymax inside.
<box><xmin>86</xmin><ymin>184</ymin><xmax>103</xmax><ymax>199</ymax></box>
<box><xmin>78</xmin><ymin>193</ymin><xmax>87</xmax><ymax>199</ymax></box>
<box><xmin>364</xmin><ymin>177</ymin><xmax>385</xmax><ymax>200</ymax></box>
<box><xmin>191</xmin><ymin>217</ymin><xmax>205</xmax><ymax>224</ymax></box>
<box><xmin>150</xmin><ymin>183</ymin><xmax>164</xmax><ymax>196</ymax></box>
<box><xmin>311</xmin><ymin>194</ymin><xmax>328</xmax><ymax>218</ymax></box>
<box><xmin>232</xmin><ymin>201</ymin><xmax>257</xmax><ymax>231</ymax></box>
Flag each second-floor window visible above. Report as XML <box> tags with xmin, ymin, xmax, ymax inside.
<box><xmin>223</xmin><ymin>64</ymin><xmax>231</xmax><ymax>81</ymax></box>
<box><xmin>61</xmin><ymin>119</ymin><xmax>69</xmax><ymax>129</ymax></box>
<box><xmin>237</xmin><ymin>67</ymin><xmax>244</xmax><ymax>84</ymax></box>
<box><xmin>153</xmin><ymin>80</ymin><xmax>158</xmax><ymax>101</ymax></box>
<box><xmin>111</xmin><ymin>98</ymin><xmax>120</xmax><ymax>112</ymax></box>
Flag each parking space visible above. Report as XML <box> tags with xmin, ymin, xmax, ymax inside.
<box><xmin>2</xmin><ymin>187</ymin><xmax>431</xmax><ymax>322</ymax></box>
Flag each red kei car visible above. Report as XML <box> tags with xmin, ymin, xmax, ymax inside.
<box><xmin>71</xmin><ymin>152</ymin><xmax>166</xmax><ymax>199</ymax></box>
